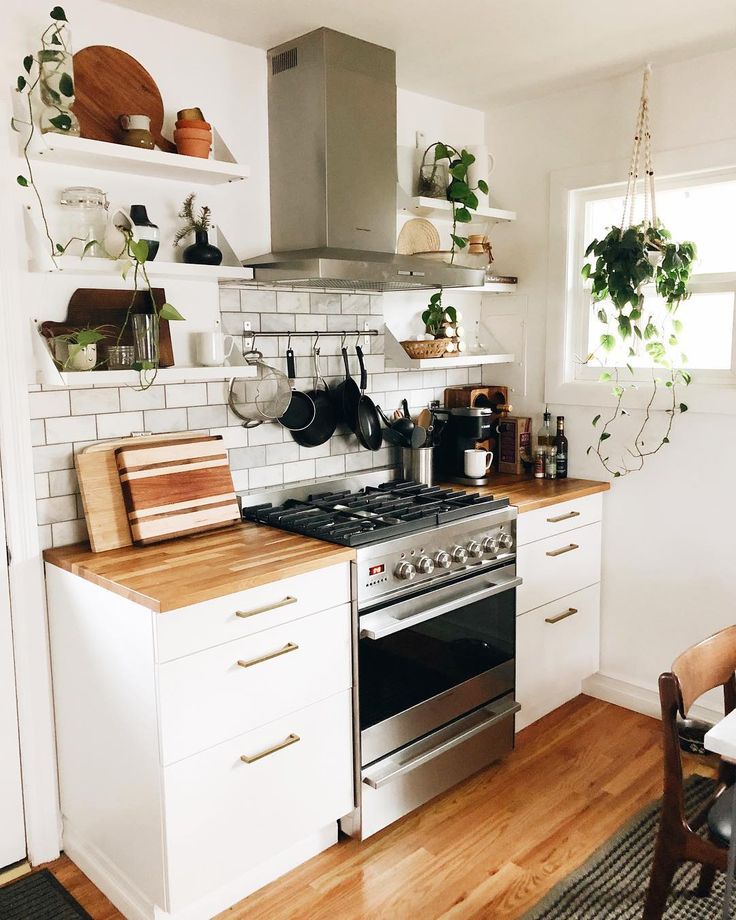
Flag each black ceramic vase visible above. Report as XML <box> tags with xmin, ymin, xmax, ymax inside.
<box><xmin>183</xmin><ymin>229</ymin><xmax>223</xmax><ymax>266</ymax></box>
<box><xmin>129</xmin><ymin>205</ymin><xmax>160</xmax><ymax>260</ymax></box>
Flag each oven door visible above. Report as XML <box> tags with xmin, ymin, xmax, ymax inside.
<box><xmin>358</xmin><ymin>564</ymin><xmax>520</xmax><ymax>766</ymax></box>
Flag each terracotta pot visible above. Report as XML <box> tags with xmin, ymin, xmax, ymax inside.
<box><xmin>177</xmin><ymin>107</ymin><xmax>205</xmax><ymax>121</ymax></box>
<box><xmin>175</xmin><ymin>119</ymin><xmax>211</xmax><ymax>131</ymax></box>
<box><xmin>174</xmin><ymin>136</ymin><xmax>211</xmax><ymax>158</ymax></box>
<box><xmin>174</xmin><ymin>127</ymin><xmax>211</xmax><ymax>141</ymax></box>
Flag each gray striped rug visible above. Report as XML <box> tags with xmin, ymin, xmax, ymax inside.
<box><xmin>523</xmin><ymin>775</ymin><xmax>730</xmax><ymax>919</ymax></box>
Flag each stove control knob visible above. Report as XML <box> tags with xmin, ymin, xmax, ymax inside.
<box><xmin>466</xmin><ymin>540</ymin><xmax>483</xmax><ymax>559</ymax></box>
<box><xmin>434</xmin><ymin>550</ymin><xmax>452</xmax><ymax>569</ymax></box>
<box><xmin>395</xmin><ymin>561</ymin><xmax>417</xmax><ymax>581</ymax></box>
<box><xmin>417</xmin><ymin>555</ymin><xmax>435</xmax><ymax>575</ymax></box>
<box><xmin>451</xmin><ymin>545</ymin><xmax>469</xmax><ymax>564</ymax></box>
<box><xmin>481</xmin><ymin>535</ymin><xmax>501</xmax><ymax>555</ymax></box>
<box><xmin>497</xmin><ymin>532</ymin><xmax>514</xmax><ymax>551</ymax></box>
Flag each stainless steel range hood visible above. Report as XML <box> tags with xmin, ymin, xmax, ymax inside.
<box><xmin>244</xmin><ymin>28</ymin><xmax>484</xmax><ymax>292</ymax></box>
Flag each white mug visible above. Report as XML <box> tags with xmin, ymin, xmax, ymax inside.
<box><xmin>195</xmin><ymin>332</ymin><xmax>237</xmax><ymax>367</ymax></box>
<box><xmin>464</xmin><ymin>448</ymin><xmax>493</xmax><ymax>478</ymax></box>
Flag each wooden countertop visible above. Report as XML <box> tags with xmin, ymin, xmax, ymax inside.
<box><xmin>441</xmin><ymin>474</ymin><xmax>610</xmax><ymax>514</ymax></box>
<box><xmin>44</xmin><ymin>475</ymin><xmax>608</xmax><ymax>612</ymax></box>
<box><xmin>44</xmin><ymin>524</ymin><xmax>355</xmax><ymax>613</ymax></box>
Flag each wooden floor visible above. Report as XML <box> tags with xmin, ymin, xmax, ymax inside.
<box><xmin>33</xmin><ymin>696</ymin><xmax>686</xmax><ymax>919</ymax></box>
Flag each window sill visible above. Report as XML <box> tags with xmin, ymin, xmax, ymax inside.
<box><xmin>546</xmin><ymin>377</ymin><xmax>736</xmax><ymax>415</ymax></box>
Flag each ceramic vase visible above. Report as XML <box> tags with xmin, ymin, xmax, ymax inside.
<box><xmin>183</xmin><ymin>229</ymin><xmax>222</xmax><ymax>266</ymax></box>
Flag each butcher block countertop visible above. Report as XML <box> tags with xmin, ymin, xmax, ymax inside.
<box><xmin>43</xmin><ymin>524</ymin><xmax>356</xmax><ymax>612</ymax></box>
<box><xmin>43</xmin><ymin>475</ymin><xmax>608</xmax><ymax>611</ymax></box>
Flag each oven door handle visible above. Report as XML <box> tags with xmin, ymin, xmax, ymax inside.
<box><xmin>359</xmin><ymin>575</ymin><xmax>523</xmax><ymax>640</ymax></box>
<box><xmin>362</xmin><ymin>698</ymin><xmax>521</xmax><ymax>789</ymax></box>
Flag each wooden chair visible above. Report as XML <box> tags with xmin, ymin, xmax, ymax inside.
<box><xmin>643</xmin><ymin>625</ymin><xmax>736</xmax><ymax>919</ymax></box>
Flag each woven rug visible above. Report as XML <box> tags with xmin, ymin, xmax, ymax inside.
<box><xmin>0</xmin><ymin>868</ymin><xmax>92</xmax><ymax>919</ymax></box>
<box><xmin>523</xmin><ymin>775</ymin><xmax>732</xmax><ymax>919</ymax></box>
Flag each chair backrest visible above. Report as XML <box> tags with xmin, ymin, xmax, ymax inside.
<box><xmin>672</xmin><ymin>625</ymin><xmax>736</xmax><ymax>716</ymax></box>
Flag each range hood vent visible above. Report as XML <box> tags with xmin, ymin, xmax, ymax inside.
<box><xmin>244</xmin><ymin>28</ymin><xmax>484</xmax><ymax>292</ymax></box>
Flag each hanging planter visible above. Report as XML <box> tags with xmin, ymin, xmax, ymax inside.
<box><xmin>581</xmin><ymin>65</ymin><xmax>697</xmax><ymax>478</ymax></box>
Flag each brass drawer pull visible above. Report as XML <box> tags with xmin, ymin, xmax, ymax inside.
<box><xmin>237</xmin><ymin>642</ymin><xmax>299</xmax><ymax>669</ymax></box>
<box><xmin>545</xmin><ymin>607</ymin><xmax>579</xmax><ymax>625</ymax></box>
<box><xmin>546</xmin><ymin>543</ymin><xmax>579</xmax><ymax>557</ymax></box>
<box><xmin>240</xmin><ymin>733</ymin><xmax>300</xmax><ymax>764</ymax></box>
<box><xmin>235</xmin><ymin>595</ymin><xmax>297</xmax><ymax>619</ymax></box>
<box><xmin>546</xmin><ymin>510</ymin><xmax>581</xmax><ymax>524</ymax></box>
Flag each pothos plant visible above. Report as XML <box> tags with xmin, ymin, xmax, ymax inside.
<box><xmin>418</xmin><ymin>142</ymin><xmax>488</xmax><ymax>263</ymax></box>
<box><xmin>422</xmin><ymin>290</ymin><xmax>456</xmax><ymax>336</ymax></box>
<box><xmin>581</xmin><ymin>221</ymin><xmax>697</xmax><ymax>476</ymax></box>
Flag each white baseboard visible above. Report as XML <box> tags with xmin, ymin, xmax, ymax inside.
<box><xmin>582</xmin><ymin>672</ymin><xmax>723</xmax><ymax>723</ymax></box>
<box><xmin>64</xmin><ymin>820</ymin><xmax>339</xmax><ymax>920</ymax></box>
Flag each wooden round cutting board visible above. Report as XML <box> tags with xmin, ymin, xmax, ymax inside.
<box><xmin>72</xmin><ymin>45</ymin><xmax>175</xmax><ymax>152</ymax></box>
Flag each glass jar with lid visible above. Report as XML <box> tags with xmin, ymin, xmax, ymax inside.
<box><xmin>59</xmin><ymin>187</ymin><xmax>109</xmax><ymax>258</ymax></box>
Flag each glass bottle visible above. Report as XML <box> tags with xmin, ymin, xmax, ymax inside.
<box><xmin>555</xmin><ymin>416</ymin><xmax>568</xmax><ymax>479</ymax></box>
<box><xmin>545</xmin><ymin>446</ymin><xmax>558</xmax><ymax>480</ymax></box>
<box><xmin>38</xmin><ymin>21</ymin><xmax>80</xmax><ymax>136</ymax></box>
<box><xmin>538</xmin><ymin>409</ymin><xmax>553</xmax><ymax>450</ymax></box>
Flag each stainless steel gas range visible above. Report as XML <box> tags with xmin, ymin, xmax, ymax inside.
<box><xmin>242</xmin><ymin>470</ymin><xmax>521</xmax><ymax>840</ymax></box>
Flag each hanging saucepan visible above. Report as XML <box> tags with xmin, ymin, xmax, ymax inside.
<box><xmin>331</xmin><ymin>343</ymin><xmax>361</xmax><ymax>428</ymax></box>
<box><xmin>354</xmin><ymin>345</ymin><xmax>382</xmax><ymax>451</ymax></box>
<box><xmin>278</xmin><ymin>346</ymin><xmax>316</xmax><ymax>432</ymax></box>
<box><xmin>290</xmin><ymin>346</ymin><xmax>337</xmax><ymax>448</ymax></box>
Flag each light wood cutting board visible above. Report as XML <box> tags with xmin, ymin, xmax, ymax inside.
<box><xmin>76</xmin><ymin>433</ymin><xmax>213</xmax><ymax>552</ymax></box>
<box><xmin>115</xmin><ymin>436</ymin><xmax>240</xmax><ymax>546</ymax></box>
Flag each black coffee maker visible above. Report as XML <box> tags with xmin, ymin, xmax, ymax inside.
<box><xmin>434</xmin><ymin>407</ymin><xmax>495</xmax><ymax>485</ymax></box>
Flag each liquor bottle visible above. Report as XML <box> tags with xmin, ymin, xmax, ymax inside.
<box><xmin>538</xmin><ymin>409</ymin><xmax>553</xmax><ymax>449</ymax></box>
<box><xmin>555</xmin><ymin>416</ymin><xmax>568</xmax><ymax>479</ymax></box>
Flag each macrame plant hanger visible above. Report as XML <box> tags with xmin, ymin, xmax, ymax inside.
<box><xmin>621</xmin><ymin>64</ymin><xmax>657</xmax><ymax>233</ymax></box>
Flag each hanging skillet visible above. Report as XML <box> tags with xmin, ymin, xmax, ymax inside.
<box><xmin>354</xmin><ymin>345</ymin><xmax>382</xmax><ymax>451</ymax></box>
<box><xmin>290</xmin><ymin>346</ymin><xmax>337</xmax><ymax>448</ymax></box>
<box><xmin>278</xmin><ymin>345</ymin><xmax>316</xmax><ymax>432</ymax></box>
<box><xmin>331</xmin><ymin>342</ymin><xmax>361</xmax><ymax>427</ymax></box>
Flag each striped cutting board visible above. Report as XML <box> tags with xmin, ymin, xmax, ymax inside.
<box><xmin>115</xmin><ymin>436</ymin><xmax>241</xmax><ymax>545</ymax></box>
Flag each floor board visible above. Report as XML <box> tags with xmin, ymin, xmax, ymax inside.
<box><xmin>28</xmin><ymin>696</ymin><xmax>694</xmax><ymax>919</ymax></box>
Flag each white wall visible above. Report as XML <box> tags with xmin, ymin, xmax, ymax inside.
<box><xmin>485</xmin><ymin>47</ymin><xmax>736</xmax><ymax>707</ymax></box>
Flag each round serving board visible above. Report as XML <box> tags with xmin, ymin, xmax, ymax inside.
<box><xmin>396</xmin><ymin>218</ymin><xmax>441</xmax><ymax>255</ymax></box>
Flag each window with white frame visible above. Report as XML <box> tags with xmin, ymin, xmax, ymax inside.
<box><xmin>569</xmin><ymin>169</ymin><xmax>736</xmax><ymax>383</ymax></box>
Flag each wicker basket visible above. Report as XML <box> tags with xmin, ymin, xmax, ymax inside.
<box><xmin>401</xmin><ymin>339</ymin><xmax>448</xmax><ymax>360</ymax></box>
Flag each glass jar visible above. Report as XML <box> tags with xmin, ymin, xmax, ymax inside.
<box><xmin>417</xmin><ymin>162</ymin><xmax>448</xmax><ymax>199</ymax></box>
<box><xmin>59</xmin><ymin>187</ymin><xmax>109</xmax><ymax>257</ymax></box>
<box><xmin>38</xmin><ymin>22</ymin><xmax>80</xmax><ymax>137</ymax></box>
<box><xmin>132</xmin><ymin>314</ymin><xmax>160</xmax><ymax>367</ymax></box>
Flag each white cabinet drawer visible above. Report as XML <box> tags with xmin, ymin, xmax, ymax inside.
<box><xmin>163</xmin><ymin>690</ymin><xmax>353</xmax><ymax>911</ymax></box>
<box><xmin>517</xmin><ymin>493</ymin><xmax>603</xmax><ymax>547</ymax></box>
<box><xmin>156</xmin><ymin>562</ymin><xmax>351</xmax><ymax>662</ymax></box>
<box><xmin>159</xmin><ymin>604</ymin><xmax>352</xmax><ymax>763</ymax></box>
<box><xmin>516</xmin><ymin>521</ymin><xmax>601</xmax><ymax>614</ymax></box>
<box><xmin>516</xmin><ymin>584</ymin><xmax>600</xmax><ymax>730</ymax></box>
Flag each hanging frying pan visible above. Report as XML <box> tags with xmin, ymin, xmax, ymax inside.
<box><xmin>354</xmin><ymin>345</ymin><xmax>382</xmax><ymax>451</ymax></box>
<box><xmin>331</xmin><ymin>344</ymin><xmax>361</xmax><ymax>427</ymax></box>
<box><xmin>290</xmin><ymin>346</ymin><xmax>337</xmax><ymax>448</ymax></box>
<box><xmin>278</xmin><ymin>347</ymin><xmax>316</xmax><ymax>432</ymax></box>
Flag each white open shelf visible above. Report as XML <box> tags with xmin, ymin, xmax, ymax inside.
<box><xmin>33</xmin><ymin>254</ymin><xmax>253</xmax><ymax>283</ymax></box>
<box><xmin>397</xmin><ymin>187</ymin><xmax>516</xmax><ymax>224</ymax></box>
<box><xmin>384</xmin><ymin>327</ymin><xmax>514</xmax><ymax>370</ymax></box>
<box><xmin>27</xmin><ymin>131</ymin><xmax>248</xmax><ymax>185</ymax></box>
<box><xmin>449</xmin><ymin>280</ymin><xmax>518</xmax><ymax>294</ymax></box>
<box><xmin>32</xmin><ymin>322</ymin><xmax>257</xmax><ymax>386</ymax></box>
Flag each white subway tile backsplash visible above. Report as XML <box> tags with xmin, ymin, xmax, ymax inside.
<box><xmin>29</xmin><ymin>390</ymin><xmax>70</xmax><ymax>419</ymax></box>
<box><xmin>345</xmin><ymin>452</ymin><xmax>372</xmax><ymax>473</ymax></box>
<box><xmin>30</xmin><ymin>419</ymin><xmax>45</xmax><ymax>447</ymax></box>
<box><xmin>187</xmin><ymin>405</ymin><xmax>228</xmax><ymax>430</ymax></box>
<box><xmin>33</xmin><ymin>444</ymin><xmax>74</xmax><ymax>473</ymax></box>
<box><xmin>219</xmin><ymin>288</ymin><xmax>240</xmax><ymax>310</ymax></box>
<box><xmin>315</xmin><ymin>455</ymin><xmax>345</xmax><ymax>478</ymax></box>
<box><xmin>231</xmin><ymin>469</ymin><xmax>249</xmax><ymax>491</ymax></box>
<box><xmin>143</xmin><ymin>408</ymin><xmax>189</xmax><ymax>433</ymax></box>
<box><xmin>96</xmin><ymin>411</ymin><xmax>145</xmax><ymax>439</ymax></box>
<box><xmin>49</xmin><ymin>469</ymin><xmax>78</xmax><ymax>497</ymax></box>
<box><xmin>166</xmin><ymin>383</ymin><xmax>208</xmax><ymax>408</ymax></box>
<box><xmin>276</xmin><ymin>292</ymin><xmax>309</xmax><ymax>314</ymax></box>
<box><xmin>70</xmin><ymin>388</ymin><xmax>120</xmax><ymax>415</ymax></box>
<box><xmin>249</xmin><ymin>465</ymin><xmax>284</xmax><ymax>489</ymax></box>
<box><xmin>229</xmin><ymin>445</ymin><xmax>267</xmax><ymax>470</ymax></box>
<box><xmin>119</xmin><ymin>385</ymin><xmax>166</xmax><ymax>412</ymax></box>
<box><xmin>51</xmin><ymin>519</ymin><xmax>87</xmax><ymax>546</ymax></box>
<box><xmin>221</xmin><ymin>312</ymin><xmax>249</xmax><ymax>335</ymax></box>
<box><xmin>283</xmin><ymin>459</ymin><xmax>315</xmax><ymax>483</ymax></box>
<box><xmin>295</xmin><ymin>314</ymin><xmax>327</xmax><ymax>332</ymax></box>
<box><xmin>37</xmin><ymin>495</ymin><xmax>77</xmax><ymax>526</ymax></box>
<box><xmin>342</xmin><ymin>294</ymin><xmax>370</xmax><ymax>315</ymax></box>
<box><xmin>34</xmin><ymin>473</ymin><xmax>50</xmax><ymax>500</ymax></box>
<box><xmin>266</xmin><ymin>441</ymin><xmax>300</xmax><ymax>465</ymax></box>
<box><xmin>309</xmin><ymin>292</ymin><xmax>341</xmax><ymax>314</ymax></box>
<box><xmin>246</xmin><ymin>423</ymin><xmax>285</xmax><ymax>446</ymax></box>
<box><xmin>261</xmin><ymin>313</ymin><xmax>296</xmax><ymax>333</ymax></box>
<box><xmin>240</xmin><ymin>290</ymin><xmax>277</xmax><ymax>312</ymax></box>
<box><xmin>45</xmin><ymin>415</ymin><xmax>97</xmax><ymax>445</ymax></box>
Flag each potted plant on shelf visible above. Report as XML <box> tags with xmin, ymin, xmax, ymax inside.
<box><xmin>173</xmin><ymin>193</ymin><xmax>223</xmax><ymax>265</ymax></box>
<box><xmin>416</xmin><ymin>143</ymin><xmax>489</xmax><ymax>263</ymax></box>
<box><xmin>401</xmin><ymin>290</ymin><xmax>458</xmax><ymax>359</ymax></box>
<box><xmin>50</xmin><ymin>325</ymin><xmax>108</xmax><ymax>371</ymax></box>
<box><xmin>582</xmin><ymin>66</ymin><xmax>697</xmax><ymax>477</ymax></box>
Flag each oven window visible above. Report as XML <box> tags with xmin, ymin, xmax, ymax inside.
<box><xmin>359</xmin><ymin>589</ymin><xmax>515</xmax><ymax>731</ymax></box>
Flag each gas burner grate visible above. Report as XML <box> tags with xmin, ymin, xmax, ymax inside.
<box><xmin>242</xmin><ymin>480</ymin><xmax>510</xmax><ymax>546</ymax></box>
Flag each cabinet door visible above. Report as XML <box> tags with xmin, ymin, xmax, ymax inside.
<box><xmin>163</xmin><ymin>690</ymin><xmax>353</xmax><ymax>911</ymax></box>
<box><xmin>516</xmin><ymin>583</ymin><xmax>600</xmax><ymax>731</ymax></box>
<box><xmin>517</xmin><ymin>494</ymin><xmax>603</xmax><ymax>547</ymax></box>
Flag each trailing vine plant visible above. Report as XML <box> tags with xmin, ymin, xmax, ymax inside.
<box><xmin>581</xmin><ymin>66</ymin><xmax>697</xmax><ymax>477</ymax></box>
<box><xmin>417</xmin><ymin>143</ymin><xmax>488</xmax><ymax>262</ymax></box>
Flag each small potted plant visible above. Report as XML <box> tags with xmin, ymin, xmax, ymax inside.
<box><xmin>401</xmin><ymin>291</ymin><xmax>458</xmax><ymax>359</ymax></box>
<box><xmin>173</xmin><ymin>193</ymin><xmax>222</xmax><ymax>265</ymax></box>
<box><xmin>50</xmin><ymin>325</ymin><xmax>108</xmax><ymax>371</ymax></box>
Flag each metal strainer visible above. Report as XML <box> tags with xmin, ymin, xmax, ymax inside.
<box><xmin>228</xmin><ymin>348</ymin><xmax>292</xmax><ymax>427</ymax></box>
